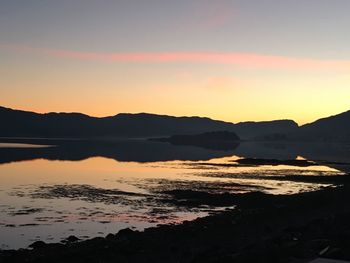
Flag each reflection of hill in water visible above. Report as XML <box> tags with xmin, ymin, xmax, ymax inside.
<box><xmin>0</xmin><ymin>139</ymin><xmax>349</xmax><ymax>173</ymax></box>
<box><xmin>234</xmin><ymin>142</ymin><xmax>296</xmax><ymax>160</ymax></box>
<box><xmin>0</xmin><ymin>139</ymin><xmax>238</xmax><ymax>164</ymax></box>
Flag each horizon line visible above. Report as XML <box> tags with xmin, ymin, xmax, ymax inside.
<box><xmin>3</xmin><ymin>104</ymin><xmax>348</xmax><ymax>127</ymax></box>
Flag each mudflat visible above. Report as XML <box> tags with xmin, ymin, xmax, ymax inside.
<box><xmin>1</xmin><ymin>176</ymin><xmax>350</xmax><ymax>263</ymax></box>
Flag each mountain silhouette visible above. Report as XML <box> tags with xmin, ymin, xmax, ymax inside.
<box><xmin>0</xmin><ymin>106</ymin><xmax>297</xmax><ymax>139</ymax></box>
<box><xmin>291</xmin><ymin>110</ymin><xmax>350</xmax><ymax>142</ymax></box>
<box><xmin>2</xmin><ymin>106</ymin><xmax>350</xmax><ymax>142</ymax></box>
<box><xmin>0</xmin><ymin>106</ymin><xmax>235</xmax><ymax>138</ymax></box>
<box><xmin>234</xmin><ymin>120</ymin><xmax>298</xmax><ymax>140</ymax></box>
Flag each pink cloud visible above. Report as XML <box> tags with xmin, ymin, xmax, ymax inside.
<box><xmin>1</xmin><ymin>43</ymin><xmax>350</xmax><ymax>71</ymax></box>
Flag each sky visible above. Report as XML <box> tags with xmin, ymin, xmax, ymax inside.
<box><xmin>1</xmin><ymin>0</ymin><xmax>350</xmax><ymax>125</ymax></box>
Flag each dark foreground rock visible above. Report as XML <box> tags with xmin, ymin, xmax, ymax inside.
<box><xmin>1</xmin><ymin>184</ymin><xmax>350</xmax><ymax>263</ymax></box>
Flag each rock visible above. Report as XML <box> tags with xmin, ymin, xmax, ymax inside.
<box><xmin>116</xmin><ymin>228</ymin><xmax>135</xmax><ymax>239</ymax></box>
<box><xmin>28</xmin><ymin>241</ymin><xmax>46</xmax><ymax>249</ymax></box>
<box><xmin>105</xmin><ymin>233</ymin><xmax>115</xmax><ymax>240</ymax></box>
<box><xmin>66</xmin><ymin>235</ymin><xmax>80</xmax><ymax>243</ymax></box>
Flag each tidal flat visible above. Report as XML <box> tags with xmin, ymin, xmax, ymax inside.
<box><xmin>0</xmin><ymin>139</ymin><xmax>349</xmax><ymax>262</ymax></box>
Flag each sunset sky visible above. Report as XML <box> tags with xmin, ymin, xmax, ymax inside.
<box><xmin>1</xmin><ymin>0</ymin><xmax>350</xmax><ymax>125</ymax></box>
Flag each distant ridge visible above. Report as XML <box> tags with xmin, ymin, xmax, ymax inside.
<box><xmin>292</xmin><ymin>110</ymin><xmax>350</xmax><ymax>142</ymax></box>
<box><xmin>234</xmin><ymin>120</ymin><xmax>298</xmax><ymax>140</ymax></box>
<box><xmin>0</xmin><ymin>106</ymin><xmax>235</xmax><ymax>138</ymax></box>
<box><xmin>0</xmin><ymin>106</ymin><xmax>298</xmax><ymax>139</ymax></box>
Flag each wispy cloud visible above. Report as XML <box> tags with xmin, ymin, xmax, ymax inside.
<box><xmin>1</xmin><ymin>43</ymin><xmax>350</xmax><ymax>71</ymax></box>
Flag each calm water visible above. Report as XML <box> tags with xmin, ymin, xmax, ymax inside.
<box><xmin>0</xmin><ymin>139</ymin><xmax>349</xmax><ymax>249</ymax></box>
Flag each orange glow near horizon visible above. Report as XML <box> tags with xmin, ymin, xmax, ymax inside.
<box><xmin>1</xmin><ymin>1</ymin><xmax>350</xmax><ymax>128</ymax></box>
<box><xmin>1</xmin><ymin>95</ymin><xmax>349</xmax><ymax>126</ymax></box>
<box><xmin>1</xmin><ymin>44</ymin><xmax>350</xmax><ymax>125</ymax></box>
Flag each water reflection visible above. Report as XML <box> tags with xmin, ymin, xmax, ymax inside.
<box><xmin>0</xmin><ymin>139</ymin><xmax>349</xmax><ymax>249</ymax></box>
<box><xmin>0</xmin><ymin>139</ymin><xmax>349</xmax><ymax>165</ymax></box>
<box><xmin>0</xmin><ymin>139</ymin><xmax>238</xmax><ymax>164</ymax></box>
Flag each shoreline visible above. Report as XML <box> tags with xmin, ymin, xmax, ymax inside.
<box><xmin>1</xmin><ymin>182</ymin><xmax>350</xmax><ymax>263</ymax></box>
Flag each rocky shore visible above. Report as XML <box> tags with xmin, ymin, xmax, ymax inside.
<box><xmin>1</xmin><ymin>177</ymin><xmax>350</xmax><ymax>263</ymax></box>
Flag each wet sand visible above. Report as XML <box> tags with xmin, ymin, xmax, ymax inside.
<box><xmin>1</xmin><ymin>174</ymin><xmax>350</xmax><ymax>263</ymax></box>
